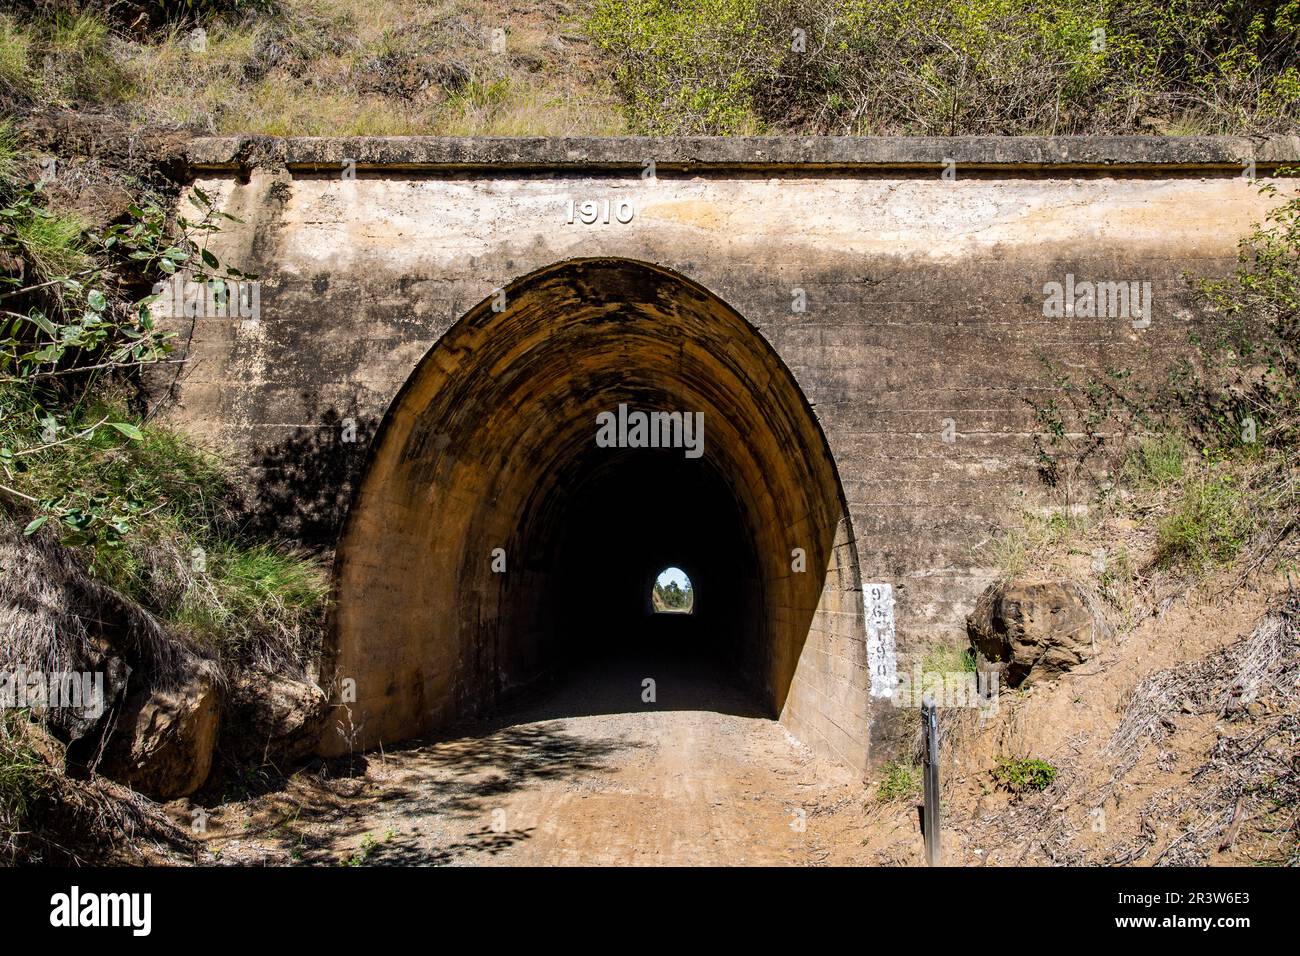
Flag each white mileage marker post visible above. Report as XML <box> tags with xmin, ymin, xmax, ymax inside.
<box><xmin>865</xmin><ymin>583</ymin><xmax>898</xmax><ymax>699</ymax></box>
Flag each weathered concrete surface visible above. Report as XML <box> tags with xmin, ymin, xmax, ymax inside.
<box><xmin>160</xmin><ymin>136</ymin><xmax>1298</xmax><ymax>772</ymax></box>
<box><xmin>186</xmin><ymin>134</ymin><xmax>1300</xmax><ymax>171</ymax></box>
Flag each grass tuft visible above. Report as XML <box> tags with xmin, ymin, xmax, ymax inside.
<box><xmin>992</xmin><ymin>757</ymin><xmax>1058</xmax><ymax>794</ymax></box>
<box><xmin>0</xmin><ymin>714</ymin><xmax>46</xmax><ymax>865</ymax></box>
<box><xmin>922</xmin><ymin>644</ymin><xmax>978</xmax><ymax>675</ymax></box>
<box><xmin>0</xmin><ymin>119</ymin><xmax>20</xmax><ymax>187</ymax></box>
<box><xmin>1121</xmin><ymin>433</ymin><xmax>1188</xmax><ymax>488</ymax></box>
<box><xmin>989</xmin><ymin>509</ymin><xmax>1082</xmax><ymax>580</ymax></box>
<box><xmin>1154</xmin><ymin>475</ymin><xmax>1254</xmax><ymax>569</ymax></box>
<box><xmin>0</xmin><ymin>14</ymin><xmax>32</xmax><ymax>101</ymax></box>
<box><xmin>876</xmin><ymin>760</ymin><xmax>923</xmax><ymax>801</ymax></box>
<box><xmin>175</xmin><ymin>541</ymin><xmax>329</xmax><ymax>669</ymax></box>
<box><xmin>37</xmin><ymin>9</ymin><xmax>132</xmax><ymax>105</ymax></box>
<box><xmin>9</xmin><ymin>209</ymin><xmax>92</xmax><ymax>280</ymax></box>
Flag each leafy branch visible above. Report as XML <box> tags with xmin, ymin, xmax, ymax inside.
<box><xmin>0</xmin><ymin>136</ymin><xmax>244</xmax><ymax>547</ymax></box>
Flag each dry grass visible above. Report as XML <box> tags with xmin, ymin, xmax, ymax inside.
<box><xmin>981</xmin><ymin>431</ymin><xmax>1296</xmax><ymax>648</ymax></box>
<box><xmin>1</xmin><ymin>715</ymin><xmax>200</xmax><ymax>865</ymax></box>
<box><xmin>952</xmin><ymin>588</ymin><xmax>1300</xmax><ymax>866</ymax></box>
<box><xmin>0</xmin><ymin>523</ymin><xmax>198</xmax><ymax>689</ymax></box>
<box><xmin>20</xmin><ymin>0</ymin><xmax>626</xmax><ymax>136</ymax></box>
<box><xmin>986</xmin><ymin>508</ymin><xmax>1087</xmax><ymax>581</ymax></box>
<box><xmin>1101</xmin><ymin>591</ymin><xmax>1300</xmax><ymax>864</ymax></box>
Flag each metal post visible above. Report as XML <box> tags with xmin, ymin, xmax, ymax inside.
<box><xmin>921</xmin><ymin>698</ymin><xmax>941</xmax><ymax>866</ymax></box>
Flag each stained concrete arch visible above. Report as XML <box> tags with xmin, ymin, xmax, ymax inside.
<box><xmin>326</xmin><ymin>258</ymin><xmax>869</xmax><ymax>771</ymax></box>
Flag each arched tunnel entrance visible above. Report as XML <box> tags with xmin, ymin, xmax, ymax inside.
<box><xmin>326</xmin><ymin>258</ymin><xmax>870</xmax><ymax>772</ymax></box>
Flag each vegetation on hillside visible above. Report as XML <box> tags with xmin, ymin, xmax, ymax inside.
<box><xmin>1020</xmin><ymin>170</ymin><xmax>1298</xmax><ymax>588</ymax></box>
<box><xmin>876</xmin><ymin>759</ymin><xmax>923</xmax><ymax>801</ymax></box>
<box><xmin>981</xmin><ymin>174</ymin><xmax>1300</xmax><ymax>866</ymax></box>
<box><xmin>0</xmin><ymin>122</ymin><xmax>327</xmax><ymax>673</ymax></box>
<box><xmin>1</xmin><ymin>709</ymin><xmax>196</xmax><ymax>865</ymax></box>
<box><xmin>0</xmin><ymin>109</ymin><xmax>327</xmax><ymax>859</ymax></box>
<box><xmin>0</xmin><ymin>0</ymin><xmax>625</xmax><ymax>136</ymax></box>
<box><xmin>587</xmin><ymin>0</ymin><xmax>1300</xmax><ymax>135</ymax></box>
<box><xmin>1</xmin><ymin>0</ymin><xmax>1297</xmax><ymax>136</ymax></box>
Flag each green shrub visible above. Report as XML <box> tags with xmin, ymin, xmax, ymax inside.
<box><xmin>992</xmin><ymin>757</ymin><xmax>1058</xmax><ymax>793</ymax></box>
<box><xmin>5</xmin><ymin>400</ymin><xmax>328</xmax><ymax>669</ymax></box>
<box><xmin>5</xmin><ymin>396</ymin><xmax>229</xmax><ymax>547</ymax></box>
<box><xmin>587</xmin><ymin>0</ymin><xmax>1300</xmax><ymax>135</ymax></box>
<box><xmin>0</xmin><ymin>122</ymin><xmax>327</xmax><ymax>674</ymax></box>
<box><xmin>1155</xmin><ymin>475</ymin><xmax>1254</xmax><ymax>568</ymax></box>
<box><xmin>586</xmin><ymin>0</ymin><xmax>774</xmax><ymax>134</ymax></box>
<box><xmin>1191</xmin><ymin>178</ymin><xmax>1300</xmax><ymax>454</ymax></box>
<box><xmin>1026</xmin><ymin>171</ymin><xmax>1297</xmax><ymax>584</ymax></box>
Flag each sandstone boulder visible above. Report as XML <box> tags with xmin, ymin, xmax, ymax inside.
<box><xmin>967</xmin><ymin>579</ymin><xmax>1109</xmax><ymax>687</ymax></box>
<box><xmin>221</xmin><ymin>670</ymin><xmax>329</xmax><ymax>767</ymax></box>
<box><xmin>98</xmin><ymin>662</ymin><xmax>223</xmax><ymax>800</ymax></box>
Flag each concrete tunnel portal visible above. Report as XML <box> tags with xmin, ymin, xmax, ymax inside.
<box><xmin>326</xmin><ymin>258</ymin><xmax>871</xmax><ymax>771</ymax></box>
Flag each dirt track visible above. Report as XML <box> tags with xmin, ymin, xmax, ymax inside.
<box><xmin>206</xmin><ymin>658</ymin><xmax>865</xmax><ymax>866</ymax></box>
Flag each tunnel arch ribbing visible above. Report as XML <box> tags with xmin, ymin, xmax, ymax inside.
<box><xmin>326</xmin><ymin>258</ymin><xmax>870</xmax><ymax>771</ymax></box>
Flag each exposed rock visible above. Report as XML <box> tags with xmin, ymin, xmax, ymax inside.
<box><xmin>220</xmin><ymin>670</ymin><xmax>329</xmax><ymax>768</ymax></box>
<box><xmin>98</xmin><ymin>660</ymin><xmax>223</xmax><ymax>801</ymax></box>
<box><xmin>0</xmin><ymin>525</ymin><xmax>203</xmax><ymax>782</ymax></box>
<box><xmin>19</xmin><ymin>109</ymin><xmax>192</xmax><ymax>185</ymax></box>
<box><xmin>48</xmin><ymin>635</ymin><xmax>132</xmax><ymax>749</ymax></box>
<box><xmin>967</xmin><ymin>579</ymin><xmax>1110</xmax><ymax>687</ymax></box>
<box><xmin>43</xmin><ymin>163</ymin><xmax>138</xmax><ymax>231</ymax></box>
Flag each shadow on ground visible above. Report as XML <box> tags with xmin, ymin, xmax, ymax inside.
<box><xmin>219</xmin><ymin>719</ymin><xmax>636</xmax><ymax>866</ymax></box>
<box><xmin>206</xmin><ymin>653</ymin><xmax>770</xmax><ymax>865</ymax></box>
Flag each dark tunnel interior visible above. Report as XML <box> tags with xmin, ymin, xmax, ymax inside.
<box><xmin>522</xmin><ymin>447</ymin><xmax>766</xmax><ymax>715</ymax></box>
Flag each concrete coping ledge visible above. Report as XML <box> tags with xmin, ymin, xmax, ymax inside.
<box><xmin>185</xmin><ymin>134</ymin><xmax>1300</xmax><ymax>174</ymax></box>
